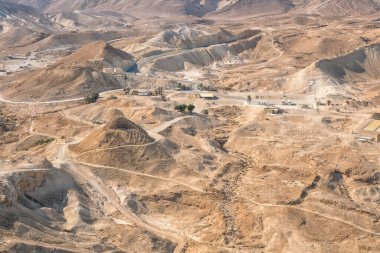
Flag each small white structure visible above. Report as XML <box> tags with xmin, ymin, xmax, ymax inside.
<box><xmin>198</xmin><ymin>93</ymin><xmax>217</xmax><ymax>100</ymax></box>
<box><xmin>357</xmin><ymin>136</ymin><xmax>374</xmax><ymax>142</ymax></box>
<box><xmin>102</xmin><ymin>67</ymin><xmax>124</xmax><ymax>74</ymax></box>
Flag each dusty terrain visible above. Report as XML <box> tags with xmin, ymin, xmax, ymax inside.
<box><xmin>0</xmin><ymin>1</ymin><xmax>380</xmax><ymax>253</ymax></box>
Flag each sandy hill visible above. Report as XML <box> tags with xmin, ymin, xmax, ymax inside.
<box><xmin>70</xmin><ymin>116</ymin><xmax>154</xmax><ymax>153</ymax></box>
<box><xmin>70</xmin><ymin>115</ymin><xmax>171</xmax><ymax>170</ymax></box>
<box><xmin>65</xmin><ymin>106</ymin><xmax>126</xmax><ymax>124</ymax></box>
<box><xmin>62</xmin><ymin>41</ymin><xmax>135</xmax><ymax>70</ymax></box>
<box><xmin>0</xmin><ymin>41</ymin><xmax>136</xmax><ymax>101</ymax></box>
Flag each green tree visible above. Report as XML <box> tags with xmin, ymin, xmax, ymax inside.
<box><xmin>187</xmin><ymin>104</ymin><xmax>195</xmax><ymax>114</ymax></box>
<box><xmin>85</xmin><ymin>92</ymin><xmax>99</xmax><ymax>104</ymax></box>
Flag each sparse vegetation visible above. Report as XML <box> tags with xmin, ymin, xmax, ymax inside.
<box><xmin>85</xmin><ymin>92</ymin><xmax>100</xmax><ymax>104</ymax></box>
<box><xmin>35</xmin><ymin>137</ymin><xmax>55</xmax><ymax>146</ymax></box>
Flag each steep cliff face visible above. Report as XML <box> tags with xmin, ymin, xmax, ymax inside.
<box><xmin>316</xmin><ymin>43</ymin><xmax>380</xmax><ymax>84</ymax></box>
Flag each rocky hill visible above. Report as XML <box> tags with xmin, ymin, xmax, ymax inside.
<box><xmin>316</xmin><ymin>43</ymin><xmax>380</xmax><ymax>85</ymax></box>
<box><xmin>0</xmin><ymin>41</ymin><xmax>136</xmax><ymax>101</ymax></box>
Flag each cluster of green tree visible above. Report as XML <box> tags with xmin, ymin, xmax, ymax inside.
<box><xmin>174</xmin><ymin>104</ymin><xmax>195</xmax><ymax>114</ymax></box>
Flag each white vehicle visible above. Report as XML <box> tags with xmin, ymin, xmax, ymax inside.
<box><xmin>282</xmin><ymin>100</ymin><xmax>296</xmax><ymax>106</ymax></box>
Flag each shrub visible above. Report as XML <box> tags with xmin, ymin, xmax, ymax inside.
<box><xmin>108</xmin><ymin>95</ymin><xmax>117</xmax><ymax>100</ymax></box>
<box><xmin>201</xmin><ymin>109</ymin><xmax>208</xmax><ymax>115</ymax></box>
<box><xmin>174</xmin><ymin>104</ymin><xmax>187</xmax><ymax>112</ymax></box>
<box><xmin>187</xmin><ymin>104</ymin><xmax>195</xmax><ymax>114</ymax></box>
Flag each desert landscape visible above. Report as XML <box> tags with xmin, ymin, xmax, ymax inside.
<box><xmin>0</xmin><ymin>0</ymin><xmax>380</xmax><ymax>252</ymax></box>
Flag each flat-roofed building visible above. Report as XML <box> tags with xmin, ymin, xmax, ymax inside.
<box><xmin>264</xmin><ymin>107</ymin><xmax>284</xmax><ymax>115</ymax></box>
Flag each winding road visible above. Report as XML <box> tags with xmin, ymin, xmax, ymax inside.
<box><xmin>78</xmin><ymin>161</ymin><xmax>204</xmax><ymax>193</ymax></box>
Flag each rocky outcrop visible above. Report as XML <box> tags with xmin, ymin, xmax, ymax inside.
<box><xmin>151</xmin><ymin>35</ymin><xmax>262</xmax><ymax>71</ymax></box>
